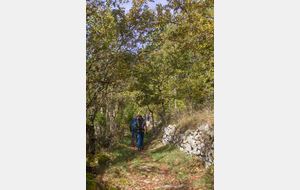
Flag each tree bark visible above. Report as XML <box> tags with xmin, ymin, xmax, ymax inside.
<box><xmin>159</xmin><ymin>89</ymin><xmax>167</xmax><ymax>124</ymax></box>
<box><xmin>109</xmin><ymin>85</ymin><xmax>114</xmax><ymax>133</ymax></box>
<box><xmin>86</xmin><ymin>85</ymin><xmax>108</xmax><ymax>155</ymax></box>
<box><xmin>174</xmin><ymin>87</ymin><xmax>177</xmax><ymax>111</ymax></box>
<box><xmin>106</xmin><ymin>96</ymin><xmax>109</xmax><ymax>131</ymax></box>
<box><xmin>174</xmin><ymin>75</ymin><xmax>177</xmax><ymax>111</ymax></box>
<box><xmin>187</xmin><ymin>75</ymin><xmax>193</xmax><ymax>112</ymax></box>
<box><xmin>151</xmin><ymin>112</ymin><xmax>155</xmax><ymax>135</ymax></box>
<box><xmin>146</xmin><ymin>104</ymin><xmax>155</xmax><ymax>135</ymax></box>
<box><xmin>161</xmin><ymin>101</ymin><xmax>167</xmax><ymax>124</ymax></box>
<box><xmin>87</xmin><ymin>123</ymin><xmax>96</xmax><ymax>155</ymax></box>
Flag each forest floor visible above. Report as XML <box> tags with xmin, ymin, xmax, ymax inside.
<box><xmin>98</xmin><ymin>128</ymin><xmax>214</xmax><ymax>190</ymax></box>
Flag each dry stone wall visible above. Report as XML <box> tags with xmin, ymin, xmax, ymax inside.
<box><xmin>162</xmin><ymin>124</ymin><xmax>214</xmax><ymax>168</ymax></box>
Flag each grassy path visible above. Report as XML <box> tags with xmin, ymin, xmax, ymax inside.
<box><xmin>100</xmin><ymin>129</ymin><xmax>214</xmax><ymax>190</ymax></box>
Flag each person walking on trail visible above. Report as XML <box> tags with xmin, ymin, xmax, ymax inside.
<box><xmin>130</xmin><ymin>115</ymin><xmax>138</xmax><ymax>147</ymax></box>
<box><xmin>143</xmin><ymin>114</ymin><xmax>146</xmax><ymax>121</ymax></box>
<box><xmin>137</xmin><ymin>115</ymin><xmax>145</xmax><ymax>150</ymax></box>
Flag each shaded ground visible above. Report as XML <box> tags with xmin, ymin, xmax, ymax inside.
<box><xmin>94</xmin><ymin>128</ymin><xmax>214</xmax><ymax>189</ymax></box>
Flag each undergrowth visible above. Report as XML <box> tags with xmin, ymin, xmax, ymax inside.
<box><xmin>171</xmin><ymin>109</ymin><xmax>214</xmax><ymax>131</ymax></box>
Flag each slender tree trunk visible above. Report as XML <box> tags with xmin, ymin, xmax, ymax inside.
<box><xmin>106</xmin><ymin>97</ymin><xmax>108</xmax><ymax>131</ymax></box>
<box><xmin>151</xmin><ymin>112</ymin><xmax>155</xmax><ymax>135</ymax></box>
<box><xmin>100</xmin><ymin>107</ymin><xmax>103</xmax><ymax>135</ymax></box>
<box><xmin>161</xmin><ymin>101</ymin><xmax>167</xmax><ymax>124</ymax></box>
<box><xmin>174</xmin><ymin>75</ymin><xmax>177</xmax><ymax>112</ymax></box>
<box><xmin>87</xmin><ymin>123</ymin><xmax>96</xmax><ymax>155</ymax></box>
<box><xmin>147</xmin><ymin>104</ymin><xmax>155</xmax><ymax>135</ymax></box>
<box><xmin>174</xmin><ymin>98</ymin><xmax>177</xmax><ymax>111</ymax></box>
<box><xmin>187</xmin><ymin>75</ymin><xmax>193</xmax><ymax>112</ymax></box>
<box><xmin>110</xmin><ymin>86</ymin><xmax>114</xmax><ymax>133</ymax></box>
<box><xmin>159</xmin><ymin>89</ymin><xmax>167</xmax><ymax>124</ymax></box>
<box><xmin>86</xmin><ymin>85</ymin><xmax>108</xmax><ymax>155</ymax></box>
<box><xmin>86</xmin><ymin>135</ymin><xmax>89</xmax><ymax>154</ymax></box>
<box><xmin>104</xmin><ymin>105</ymin><xmax>107</xmax><ymax>135</ymax></box>
<box><xmin>174</xmin><ymin>88</ymin><xmax>177</xmax><ymax>111</ymax></box>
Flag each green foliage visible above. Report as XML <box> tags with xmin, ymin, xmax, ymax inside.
<box><xmin>125</xmin><ymin>104</ymin><xmax>135</xmax><ymax>124</ymax></box>
<box><xmin>126</xmin><ymin>0</ymin><xmax>214</xmax><ymax>122</ymax></box>
<box><xmin>86</xmin><ymin>0</ymin><xmax>214</xmax><ymax>151</ymax></box>
<box><xmin>95</xmin><ymin>112</ymin><xmax>106</xmax><ymax>127</ymax></box>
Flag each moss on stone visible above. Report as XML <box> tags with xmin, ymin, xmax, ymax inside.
<box><xmin>97</xmin><ymin>154</ymin><xmax>110</xmax><ymax>165</ymax></box>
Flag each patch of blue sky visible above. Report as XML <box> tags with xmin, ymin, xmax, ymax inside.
<box><xmin>120</xmin><ymin>0</ymin><xmax>169</xmax><ymax>14</ymax></box>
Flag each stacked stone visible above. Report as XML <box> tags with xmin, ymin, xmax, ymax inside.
<box><xmin>146</xmin><ymin>121</ymin><xmax>152</xmax><ymax>128</ymax></box>
<box><xmin>161</xmin><ymin>124</ymin><xmax>214</xmax><ymax>168</ymax></box>
<box><xmin>162</xmin><ymin>124</ymin><xmax>177</xmax><ymax>145</ymax></box>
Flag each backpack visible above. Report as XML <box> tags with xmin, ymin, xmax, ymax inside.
<box><xmin>131</xmin><ymin>119</ymin><xmax>137</xmax><ymax>131</ymax></box>
<box><xmin>137</xmin><ymin>117</ymin><xmax>145</xmax><ymax>131</ymax></box>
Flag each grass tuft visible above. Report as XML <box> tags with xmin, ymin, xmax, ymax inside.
<box><xmin>174</xmin><ymin>109</ymin><xmax>214</xmax><ymax>131</ymax></box>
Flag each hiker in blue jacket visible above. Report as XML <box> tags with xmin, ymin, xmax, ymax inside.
<box><xmin>137</xmin><ymin>115</ymin><xmax>145</xmax><ymax>150</ymax></box>
<box><xmin>130</xmin><ymin>115</ymin><xmax>138</xmax><ymax>147</ymax></box>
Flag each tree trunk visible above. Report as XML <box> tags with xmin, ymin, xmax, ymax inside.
<box><xmin>161</xmin><ymin>101</ymin><xmax>167</xmax><ymax>124</ymax></box>
<box><xmin>87</xmin><ymin>124</ymin><xmax>96</xmax><ymax>155</ymax></box>
<box><xmin>151</xmin><ymin>112</ymin><xmax>155</xmax><ymax>135</ymax></box>
<box><xmin>100</xmin><ymin>107</ymin><xmax>103</xmax><ymax>135</ymax></box>
<box><xmin>159</xmin><ymin>89</ymin><xmax>167</xmax><ymax>124</ymax></box>
<box><xmin>109</xmin><ymin>86</ymin><xmax>114</xmax><ymax>132</ymax></box>
<box><xmin>187</xmin><ymin>75</ymin><xmax>193</xmax><ymax>112</ymax></box>
<box><xmin>174</xmin><ymin>75</ymin><xmax>177</xmax><ymax>112</ymax></box>
<box><xmin>86</xmin><ymin>135</ymin><xmax>89</xmax><ymax>154</ymax></box>
<box><xmin>174</xmin><ymin>87</ymin><xmax>177</xmax><ymax>111</ymax></box>
<box><xmin>146</xmin><ymin>104</ymin><xmax>155</xmax><ymax>135</ymax></box>
<box><xmin>106</xmin><ymin>97</ymin><xmax>109</xmax><ymax>130</ymax></box>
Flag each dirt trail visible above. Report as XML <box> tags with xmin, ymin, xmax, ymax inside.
<box><xmin>119</xmin><ymin>145</ymin><xmax>186</xmax><ymax>190</ymax></box>
<box><xmin>101</xmin><ymin>141</ymin><xmax>189</xmax><ymax>189</ymax></box>
<box><xmin>99</xmin><ymin>130</ymin><xmax>210</xmax><ymax>190</ymax></box>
